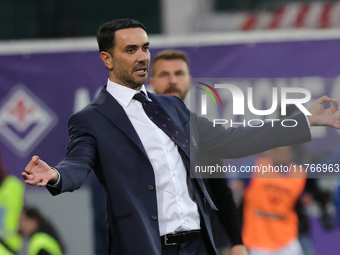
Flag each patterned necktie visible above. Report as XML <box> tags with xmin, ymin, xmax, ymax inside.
<box><xmin>133</xmin><ymin>92</ymin><xmax>190</xmax><ymax>157</ymax></box>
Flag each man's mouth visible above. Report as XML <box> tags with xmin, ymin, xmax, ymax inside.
<box><xmin>165</xmin><ymin>88</ymin><xmax>180</xmax><ymax>95</ymax></box>
<box><xmin>134</xmin><ymin>67</ymin><xmax>148</xmax><ymax>75</ymax></box>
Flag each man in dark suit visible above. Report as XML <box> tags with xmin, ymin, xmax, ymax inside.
<box><xmin>22</xmin><ymin>19</ymin><xmax>340</xmax><ymax>255</ymax></box>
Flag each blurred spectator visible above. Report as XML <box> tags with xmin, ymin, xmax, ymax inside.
<box><xmin>233</xmin><ymin>106</ymin><xmax>334</xmax><ymax>255</ymax></box>
<box><xmin>18</xmin><ymin>206</ymin><xmax>65</xmax><ymax>255</ymax></box>
<box><xmin>241</xmin><ymin>146</ymin><xmax>307</xmax><ymax>255</ymax></box>
<box><xmin>0</xmin><ymin>154</ymin><xmax>25</xmax><ymax>254</ymax></box>
<box><xmin>233</xmin><ymin>146</ymin><xmax>333</xmax><ymax>255</ymax></box>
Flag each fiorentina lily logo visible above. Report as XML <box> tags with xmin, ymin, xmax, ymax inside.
<box><xmin>0</xmin><ymin>84</ymin><xmax>58</xmax><ymax>157</ymax></box>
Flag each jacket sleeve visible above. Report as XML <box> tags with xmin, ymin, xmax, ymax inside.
<box><xmin>193</xmin><ymin>112</ymin><xmax>311</xmax><ymax>159</ymax></box>
<box><xmin>47</xmin><ymin>112</ymin><xmax>97</xmax><ymax>196</ymax></box>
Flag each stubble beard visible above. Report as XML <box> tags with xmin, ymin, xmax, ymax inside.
<box><xmin>114</xmin><ymin>68</ymin><xmax>146</xmax><ymax>89</ymax></box>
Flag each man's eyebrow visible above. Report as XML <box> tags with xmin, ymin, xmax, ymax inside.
<box><xmin>175</xmin><ymin>69</ymin><xmax>185</xmax><ymax>73</ymax></box>
<box><xmin>124</xmin><ymin>44</ymin><xmax>138</xmax><ymax>49</ymax></box>
<box><xmin>124</xmin><ymin>42</ymin><xmax>150</xmax><ymax>49</ymax></box>
<box><xmin>159</xmin><ymin>70</ymin><xmax>170</xmax><ymax>75</ymax></box>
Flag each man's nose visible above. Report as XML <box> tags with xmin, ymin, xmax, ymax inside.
<box><xmin>137</xmin><ymin>49</ymin><xmax>148</xmax><ymax>62</ymax></box>
<box><xmin>169</xmin><ymin>74</ymin><xmax>177</xmax><ymax>84</ymax></box>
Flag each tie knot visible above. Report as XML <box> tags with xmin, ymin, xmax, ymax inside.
<box><xmin>133</xmin><ymin>92</ymin><xmax>148</xmax><ymax>104</ymax></box>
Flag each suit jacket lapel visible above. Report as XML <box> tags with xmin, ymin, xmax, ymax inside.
<box><xmin>93</xmin><ymin>87</ymin><xmax>148</xmax><ymax>158</ymax></box>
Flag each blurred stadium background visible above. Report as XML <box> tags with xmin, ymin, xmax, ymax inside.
<box><xmin>1</xmin><ymin>0</ymin><xmax>340</xmax><ymax>254</ymax></box>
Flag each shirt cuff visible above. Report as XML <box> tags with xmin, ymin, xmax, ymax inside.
<box><xmin>47</xmin><ymin>167</ymin><xmax>61</xmax><ymax>188</ymax></box>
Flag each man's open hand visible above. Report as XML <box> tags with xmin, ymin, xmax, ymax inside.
<box><xmin>308</xmin><ymin>95</ymin><xmax>340</xmax><ymax>129</ymax></box>
<box><xmin>22</xmin><ymin>156</ymin><xmax>58</xmax><ymax>187</ymax></box>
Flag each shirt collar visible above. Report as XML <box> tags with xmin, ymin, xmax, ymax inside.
<box><xmin>106</xmin><ymin>79</ymin><xmax>149</xmax><ymax>107</ymax></box>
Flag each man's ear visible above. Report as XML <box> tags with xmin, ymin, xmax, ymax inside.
<box><xmin>100</xmin><ymin>52</ymin><xmax>113</xmax><ymax>70</ymax></box>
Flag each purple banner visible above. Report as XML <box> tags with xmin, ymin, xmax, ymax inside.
<box><xmin>0</xmin><ymin>39</ymin><xmax>340</xmax><ymax>179</ymax></box>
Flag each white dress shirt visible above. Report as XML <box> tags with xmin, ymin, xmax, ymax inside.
<box><xmin>106</xmin><ymin>79</ymin><xmax>200</xmax><ymax>236</ymax></box>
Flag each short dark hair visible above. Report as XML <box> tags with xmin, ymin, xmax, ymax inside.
<box><xmin>97</xmin><ymin>19</ymin><xmax>146</xmax><ymax>53</ymax></box>
<box><xmin>151</xmin><ymin>49</ymin><xmax>190</xmax><ymax>76</ymax></box>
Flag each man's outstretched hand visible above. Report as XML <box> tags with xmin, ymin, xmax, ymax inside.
<box><xmin>22</xmin><ymin>156</ymin><xmax>58</xmax><ymax>187</ymax></box>
<box><xmin>308</xmin><ymin>95</ymin><xmax>340</xmax><ymax>129</ymax></box>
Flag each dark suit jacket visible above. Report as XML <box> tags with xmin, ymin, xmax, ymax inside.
<box><xmin>48</xmin><ymin>86</ymin><xmax>311</xmax><ymax>255</ymax></box>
